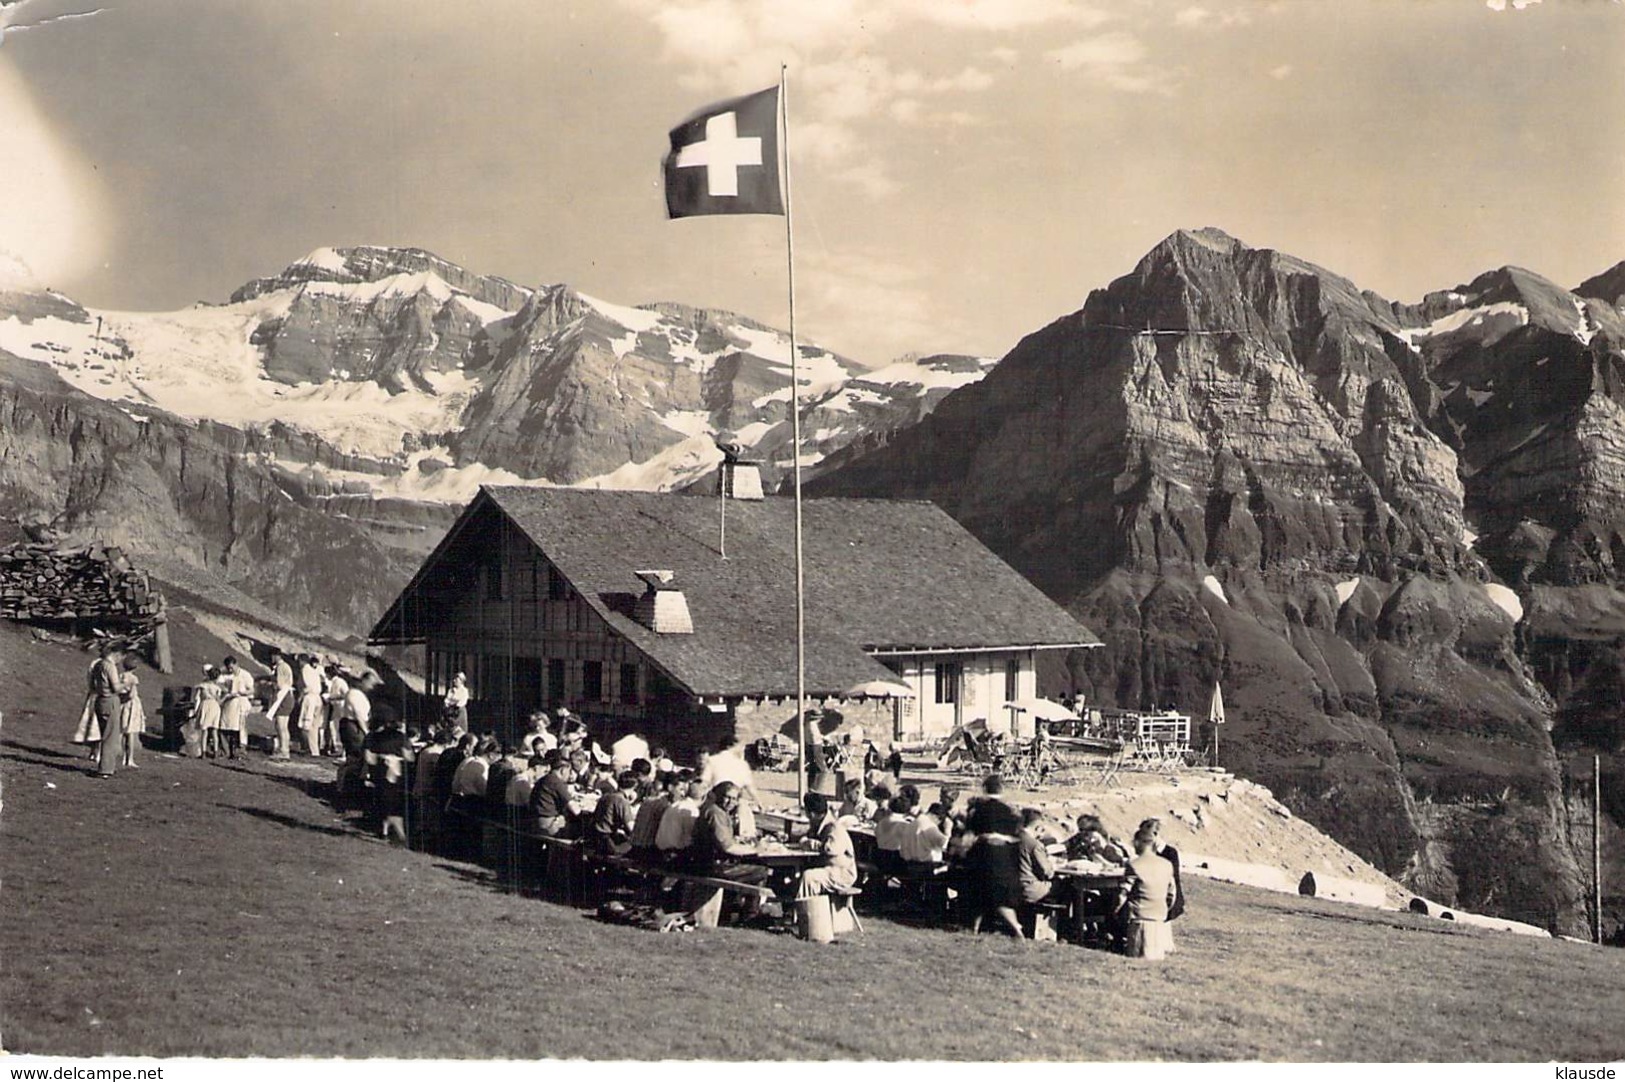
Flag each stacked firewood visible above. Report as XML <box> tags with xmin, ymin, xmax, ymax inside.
<box><xmin>0</xmin><ymin>542</ymin><xmax>162</xmax><ymax>623</ymax></box>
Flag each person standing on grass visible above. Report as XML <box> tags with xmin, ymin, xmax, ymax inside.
<box><xmin>1119</xmin><ymin>827</ymin><xmax>1178</xmax><ymax>960</ymax></box>
<box><xmin>117</xmin><ymin>654</ymin><xmax>145</xmax><ymax>769</ymax></box>
<box><xmin>193</xmin><ymin>664</ymin><xmax>223</xmax><ymax>757</ymax></box>
<box><xmin>336</xmin><ymin>671</ymin><xmax>376</xmax><ymax>798</ymax></box>
<box><xmin>960</xmin><ymin>776</ymin><xmax>1025</xmax><ymax>938</ymax></box>
<box><xmin>266</xmin><ymin>649</ymin><xmax>295</xmax><ymax>760</ymax></box>
<box><xmin>1138</xmin><ymin>816</ymin><xmax>1186</xmax><ymax>923</ymax></box>
<box><xmin>323</xmin><ymin>664</ymin><xmax>350</xmax><ymax>758</ymax></box>
<box><xmin>364</xmin><ymin>711</ymin><xmax>413</xmax><ymax>844</ymax></box>
<box><xmin>217</xmin><ymin>656</ymin><xmax>253</xmax><ymax>760</ymax></box>
<box><xmin>297</xmin><ymin>653</ymin><xmax>325</xmax><ymax>757</ymax></box>
<box><xmin>87</xmin><ymin>644</ymin><xmax>123</xmax><ymax>778</ymax></box>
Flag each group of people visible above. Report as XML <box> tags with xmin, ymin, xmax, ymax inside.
<box><xmin>72</xmin><ymin>642</ymin><xmax>146</xmax><ymax>777</ymax></box>
<box><xmin>847</xmin><ymin>770</ymin><xmax>1186</xmax><ymax>956</ymax></box>
<box><xmin>181</xmin><ymin>648</ymin><xmax>379</xmax><ymax>763</ymax></box>
<box><xmin>342</xmin><ymin>711</ymin><xmax>868</xmax><ymax>921</ymax></box>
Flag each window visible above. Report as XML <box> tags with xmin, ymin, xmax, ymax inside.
<box><xmin>1005</xmin><ymin>657</ymin><xmax>1020</xmax><ymax>702</ymax></box>
<box><xmin>620</xmin><ymin>663</ymin><xmax>640</xmax><ymax>705</ymax></box>
<box><xmin>934</xmin><ymin>661</ymin><xmax>961</xmax><ymax>705</ymax></box>
<box><xmin>484</xmin><ymin>560</ymin><xmax>503</xmax><ymax>601</ymax></box>
<box><xmin>582</xmin><ymin>660</ymin><xmax>604</xmax><ymax>703</ymax></box>
<box><xmin>547</xmin><ymin>658</ymin><xmax>566</xmax><ymax>705</ymax></box>
<box><xmin>547</xmin><ymin>564</ymin><xmax>568</xmax><ymax>601</ymax></box>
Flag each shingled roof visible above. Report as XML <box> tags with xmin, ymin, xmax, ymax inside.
<box><xmin>372</xmin><ymin>486</ymin><xmax>1098</xmax><ymax>699</ymax></box>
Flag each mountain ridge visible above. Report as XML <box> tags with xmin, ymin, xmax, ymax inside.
<box><xmin>810</xmin><ymin>226</ymin><xmax>1625</xmax><ymax>937</ymax></box>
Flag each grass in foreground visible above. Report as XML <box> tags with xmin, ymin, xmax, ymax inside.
<box><xmin>3</xmin><ymin>624</ymin><xmax>1623</xmax><ymax>1060</ymax></box>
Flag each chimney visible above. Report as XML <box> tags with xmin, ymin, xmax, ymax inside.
<box><xmin>718</xmin><ymin>458</ymin><xmax>764</xmax><ymax>500</ymax></box>
<box><xmin>633</xmin><ymin>570</ymin><xmax>693</xmax><ymax>634</ymax></box>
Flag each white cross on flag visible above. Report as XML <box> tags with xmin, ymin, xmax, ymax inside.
<box><xmin>663</xmin><ymin>86</ymin><xmax>784</xmax><ymax>219</ymax></box>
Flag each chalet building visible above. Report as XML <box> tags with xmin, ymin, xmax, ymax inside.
<box><xmin>369</xmin><ymin>480</ymin><xmax>1098</xmax><ymax>755</ymax></box>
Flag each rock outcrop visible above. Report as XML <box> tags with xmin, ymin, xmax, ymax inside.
<box><xmin>813</xmin><ymin>227</ymin><xmax>1624</xmax><ymax>935</ymax></box>
<box><xmin>0</xmin><ymin>352</ymin><xmax>418</xmax><ymax>635</ymax></box>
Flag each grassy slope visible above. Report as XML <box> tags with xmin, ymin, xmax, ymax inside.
<box><xmin>3</xmin><ymin>620</ymin><xmax>1623</xmax><ymax>1061</ymax></box>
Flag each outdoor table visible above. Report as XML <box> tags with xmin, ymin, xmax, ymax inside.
<box><xmin>756</xmin><ymin>808</ymin><xmax>808</xmax><ymax>838</ymax></box>
<box><xmin>1051</xmin><ymin>861</ymin><xmax>1127</xmax><ymax>944</ymax></box>
<box><xmin>736</xmin><ymin>839</ymin><xmax>826</xmax><ymax>899</ymax></box>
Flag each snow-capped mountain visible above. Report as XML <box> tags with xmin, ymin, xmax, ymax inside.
<box><xmin>0</xmin><ymin>246</ymin><xmax>996</xmax><ymax>501</ymax></box>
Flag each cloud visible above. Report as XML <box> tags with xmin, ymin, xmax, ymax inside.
<box><xmin>1047</xmin><ymin>31</ymin><xmax>1175</xmax><ymax>94</ymax></box>
<box><xmin>0</xmin><ymin>62</ymin><xmax>107</xmax><ymax>287</ymax></box>
<box><xmin>1173</xmin><ymin>5</ymin><xmax>1253</xmax><ymax>29</ymax></box>
<box><xmin>1484</xmin><ymin>0</ymin><xmax>1542</xmax><ymax>9</ymax></box>
<box><xmin>620</xmin><ymin>0</ymin><xmax>1089</xmax><ymax>197</ymax></box>
<box><xmin>892</xmin><ymin>0</ymin><xmax>1113</xmax><ymax>31</ymax></box>
<box><xmin>1269</xmin><ymin>64</ymin><xmax>1293</xmax><ymax>80</ymax></box>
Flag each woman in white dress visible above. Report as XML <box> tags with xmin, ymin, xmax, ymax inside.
<box><xmin>442</xmin><ymin>672</ymin><xmax>470</xmax><ymax>729</ymax></box>
<box><xmin>118</xmin><ymin>655</ymin><xmax>144</xmax><ymax>768</ymax></box>
<box><xmin>193</xmin><ymin>664</ymin><xmax>224</xmax><ymax>758</ymax></box>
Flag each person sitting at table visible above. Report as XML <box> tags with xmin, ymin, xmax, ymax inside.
<box><xmin>838</xmin><ymin>777</ymin><xmax>878</xmax><ymax>823</ymax></box>
<box><xmin>520</xmin><ymin>711</ymin><xmax>556</xmax><ymax>757</ymax></box>
<box><xmin>628</xmin><ymin>770</ymin><xmax>675</xmax><ymax>861</ymax></box>
<box><xmin>507</xmin><ymin>754</ymin><xmax>545</xmax><ymax>817</ymax></box>
<box><xmin>1017</xmin><ymin>807</ymin><xmax>1055</xmax><ymax>907</ymax></box>
<box><xmin>528</xmin><ymin>753</ymin><xmax>582</xmax><ymax>837</ymax></box>
<box><xmin>686</xmin><ymin>782</ymin><xmax>774</xmax><ymax>886</ymax></box>
<box><xmin>484</xmin><ymin>744</ymin><xmax>524</xmax><ymax>820</ymax></box>
<box><xmin>654</xmin><ymin>773</ymin><xmax>703</xmax><ymax>860</ymax></box>
<box><xmin>411</xmin><ymin>728</ymin><xmax>449</xmax><ymax>848</ymax></box>
<box><xmin>872</xmin><ymin>795</ymin><xmax>914</xmax><ymax>878</ymax></box>
<box><xmin>631</xmin><ymin>757</ymin><xmax>659</xmax><ymax>800</ymax></box>
<box><xmin>589</xmin><ymin>769</ymin><xmax>640</xmax><ymax>855</ymax></box>
<box><xmin>698</xmin><ymin>745</ymin><xmax>762</xmax><ymax>840</ymax></box>
<box><xmin>900</xmin><ymin>801</ymin><xmax>951</xmax><ymax>870</ymax></box>
<box><xmin>796</xmin><ymin>791</ymin><xmax>857</xmax><ymax>900</ymax></box>
<box><xmin>1119</xmin><ymin>826</ymin><xmax>1178</xmax><ymax>959</ymax></box>
<box><xmin>1065</xmin><ymin>814</ymin><xmax>1131</xmax><ymax>866</ymax></box>
<box><xmin>1139</xmin><ymin>816</ymin><xmax>1186</xmax><ymax>923</ymax></box>
<box><xmin>452</xmin><ymin>737</ymin><xmax>499</xmax><ymax>807</ymax></box>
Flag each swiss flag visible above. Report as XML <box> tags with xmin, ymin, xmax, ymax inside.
<box><xmin>663</xmin><ymin>86</ymin><xmax>784</xmax><ymax>219</ymax></box>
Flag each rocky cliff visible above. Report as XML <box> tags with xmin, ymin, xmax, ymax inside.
<box><xmin>813</xmin><ymin>228</ymin><xmax>1625</xmax><ymax>935</ymax></box>
<box><xmin>0</xmin><ymin>350</ymin><xmax>420</xmax><ymax>636</ymax></box>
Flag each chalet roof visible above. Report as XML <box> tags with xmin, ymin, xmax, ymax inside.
<box><xmin>371</xmin><ymin>486</ymin><xmax>1098</xmax><ymax>698</ymax></box>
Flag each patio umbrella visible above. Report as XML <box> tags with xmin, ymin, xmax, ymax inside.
<box><xmin>843</xmin><ymin>678</ymin><xmax>916</xmax><ymax>699</ymax></box>
<box><xmin>1002</xmin><ymin>698</ymin><xmax>1079</xmax><ymax>722</ymax></box>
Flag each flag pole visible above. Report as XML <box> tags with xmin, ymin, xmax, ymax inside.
<box><xmin>781</xmin><ymin>62</ymin><xmax>807</xmax><ymax>805</ymax></box>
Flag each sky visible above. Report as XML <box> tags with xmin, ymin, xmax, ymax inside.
<box><xmin>2</xmin><ymin>0</ymin><xmax>1622</xmax><ymax>366</ymax></box>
